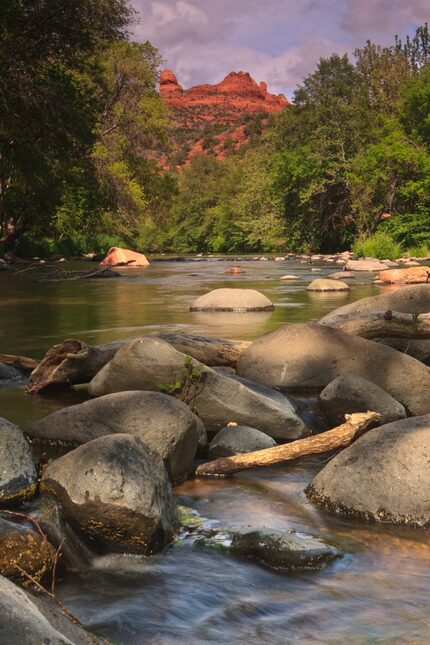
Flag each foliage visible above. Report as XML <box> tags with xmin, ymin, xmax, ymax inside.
<box><xmin>352</xmin><ymin>232</ymin><xmax>403</xmax><ymax>260</ymax></box>
<box><xmin>157</xmin><ymin>356</ymin><xmax>205</xmax><ymax>409</ymax></box>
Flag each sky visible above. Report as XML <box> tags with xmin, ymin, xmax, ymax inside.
<box><xmin>131</xmin><ymin>0</ymin><xmax>430</xmax><ymax>98</ymax></box>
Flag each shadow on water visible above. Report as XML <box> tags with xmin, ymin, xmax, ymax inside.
<box><xmin>2</xmin><ymin>258</ymin><xmax>428</xmax><ymax>643</ymax></box>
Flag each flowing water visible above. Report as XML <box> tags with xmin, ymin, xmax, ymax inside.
<box><xmin>1</xmin><ymin>258</ymin><xmax>429</xmax><ymax>644</ymax></box>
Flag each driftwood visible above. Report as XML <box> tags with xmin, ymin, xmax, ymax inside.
<box><xmin>27</xmin><ymin>333</ymin><xmax>251</xmax><ymax>394</ymax></box>
<box><xmin>320</xmin><ymin>309</ymin><xmax>430</xmax><ymax>340</ymax></box>
<box><xmin>0</xmin><ymin>353</ymin><xmax>39</xmax><ymax>374</ymax></box>
<box><xmin>38</xmin><ymin>266</ymin><xmax>121</xmax><ymax>282</ymax></box>
<box><xmin>195</xmin><ymin>412</ymin><xmax>382</xmax><ymax>477</ymax></box>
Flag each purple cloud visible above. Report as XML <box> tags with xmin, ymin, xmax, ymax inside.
<box><xmin>131</xmin><ymin>0</ymin><xmax>430</xmax><ymax>97</ymax></box>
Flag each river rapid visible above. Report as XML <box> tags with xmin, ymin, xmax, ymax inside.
<box><xmin>1</xmin><ymin>257</ymin><xmax>429</xmax><ymax>644</ymax></box>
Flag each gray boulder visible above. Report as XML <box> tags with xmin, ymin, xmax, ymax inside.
<box><xmin>190</xmin><ymin>288</ymin><xmax>274</xmax><ymax>312</ymax></box>
<box><xmin>0</xmin><ymin>259</ymin><xmax>10</xmax><ymax>271</ymax></box>
<box><xmin>89</xmin><ymin>337</ymin><xmax>308</xmax><ymax>440</ymax></box>
<box><xmin>306</xmin><ymin>415</ymin><xmax>430</xmax><ymax>527</ymax></box>
<box><xmin>237</xmin><ymin>324</ymin><xmax>430</xmax><ymax>416</ymax></box>
<box><xmin>28</xmin><ymin>391</ymin><xmax>204</xmax><ymax>482</ymax></box>
<box><xmin>0</xmin><ymin>362</ymin><xmax>25</xmax><ymax>384</ymax></box>
<box><xmin>208</xmin><ymin>426</ymin><xmax>276</xmax><ymax>457</ymax></box>
<box><xmin>345</xmin><ymin>259</ymin><xmax>388</xmax><ymax>271</ymax></box>
<box><xmin>320</xmin><ymin>284</ymin><xmax>430</xmax><ymax>323</ymax></box>
<box><xmin>319</xmin><ymin>373</ymin><xmax>406</xmax><ymax>426</ymax></box>
<box><xmin>41</xmin><ymin>434</ymin><xmax>177</xmax><ymax>554</ymax></box>
<box><xmin>0</xmin><ymin>418</ymin><xmax>37</xmax><ymax>504</ymax></box>
<box><xmin>0</xmin><ymin>518</ymin><xmax>55</xmax><ymax>585</ymax></box>
<box><xmin>0</xmin><ymin>574</ymin><xmax>101</xmax><ymax>644</ymax></box>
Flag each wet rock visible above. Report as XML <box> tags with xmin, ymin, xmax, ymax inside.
<box><xmin>319</xmin><ymin>373</ymin><xmax>406</xmax><ymax>426</ymax></box>
<box><xmin>190</xmin><ymin>288</ymin><xmax>274</xmax><ymax>312</ymax></box>
<box><xmin>237</xmin><ymin>324</ymin><xmax>430</xmax><ymax>415</ymax></box>
<box><xmin>224</xmin><ymin>266</ymin><xmax>245</xmax><ymax>274</ymax></box>
<box><xmin>0</xmin><ymin>418</ymin><xmax>37</xmax><ymax>505</ymax></box>
<box><xmin>375</xmin><ymin>266</ymin><xmax>430</xmax><ymax>284</ymax></box>
<box><xmin>89</xmin><ymin>337</ymin><xmax>308</xmax><ymax>440</ymax></box>
<box><xmin>28</xmin><ymin>391</ymin><xmax>204</xmax><ymax>482</ymax></box>
<box><xmin>99</xmin><ymin>246</ymin><xmax>149</xmax><ymax>268</ymax></box>
<box><xmin>0</xmin><ymin>362</ymin><xmax>25</xmax><ymax>384</ymax></box>
<box><xmin>0</xmin><ymin>258</ymin><xmax>11</xmax><ymax>271</ymax></box>
<box><xmin>327</xmin><ymin>271</ymin><xmax>356</xmax><ymax>279</ymax></box>
<box><xmin>208</xmin><ymin>426</ymin><xmax>276</xmax><ymax>457</ymax></box>
<box><xmin>345</xmin><ymin>259</ymin><xmax>388</xmax><ymax>271</ymax></box>
<box><xmin>0</xmin><ymin>574</ymin><xmax>101</xmax><ymax>644</ymax></box>
<box><xmin>320</xmin><ymin>284</ymin><xmax>430</xmax><ymax>323</ymax></box>
<box><xmin>41</xmin><ymin>434</ymin><xmax>177</xmax><ymax>554</ymax></box>
<box><xmin>306</xmin><ymin>415</ymin><xmax>430</xmax><ymax>527</ymax></box>
<box><xmin>0</xmin><ymin>518</ymin><xmax>55</xmax><ymax>585</ymax></box>
<box><xmin>306</xmin><ymin>278</ymin><xmax>350</xmax><ymax>292</ymax></box>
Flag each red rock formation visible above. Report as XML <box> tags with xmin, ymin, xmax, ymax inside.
<box><xmin>100</xmin><ymin>247</ymin><xmax>150</xmax><ymax>268</ymax></box>
<box><xmin>159</xmin><ymin>70</ymin><xmax>288</xmax><ymax>167</ymax></box>
<box><xmin>375</xmin><ymin>266</ymin><xmax>430</xmax><ymax>285</ymax></box>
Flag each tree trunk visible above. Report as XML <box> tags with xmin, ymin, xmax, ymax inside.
<box><xmin>27</xmin><ymin>334</ymin><xmax>251</xmax><ymax>394</ymax></box>
<box><xmin>320</xmin><ymin>310</ymin><xmax>430</xmax><ymax>339</ymax></box>
<box><xmin>195</xmin><ymin>412</ymin><xmax>382</xmax><ymax>477</ymax></box>
<box><xmin>0</xmin><ymin>353</ymin><xmax>39</xmax><ymax>375</ymax></box>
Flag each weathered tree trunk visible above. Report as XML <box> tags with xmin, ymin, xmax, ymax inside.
<box><xmin>195</xmin><ymin>412</ymin><xmax>382</xmax><ymax>477</ymax></box>
<box><xmin>27</xmin><ymin>333</ymin><xmax>251</xmax><ymax>394</ymax></box>
<box><xmin>0</xmin><ymin>353</ymin><xmax>39</xmax><ymax>374</ymax></box>
<box><xmin>320</xmin><ymin>309</ymin><xmax>430</xmax><ymax>339</ymax></box>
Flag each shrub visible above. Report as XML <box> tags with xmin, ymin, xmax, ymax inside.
<box><xmin>353</xmin><ymin>232</ymin><xmax>403</xmax><ymax>260</ymax></box>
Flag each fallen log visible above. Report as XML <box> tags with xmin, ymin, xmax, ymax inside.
<box><xmin>0</xmin><ymin>353</ymin><xmax>39</xmax><ymax>374</ymax></box>
<box><xmin>195</xmin><ymin>411</ymin><xmax>382</xmax><ymax>477</ymax></box>
<box><xmin>320</xmin><ymin>309</ymin><xmax>430</xmax><ymax>339</ymax></box>
<box><xmin>27</xmin><ymin>333</ymin><xmax>251</xmax><ymax>394</ymax></box>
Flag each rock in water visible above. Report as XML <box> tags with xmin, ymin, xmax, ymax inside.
<box><xmin>306</xmin><ymin>415</ymin><xmax>430</xmax><ymax>527</ymax></box>
<box><xmin>99</xmin><ymin>246</ymin><xmax>149</xmax><ymax>267</ymax></box>
<box><xmin>88</xmin><ymin>337</ymin><xmax>308</xmax><ymax>440</ymax></box>
<box><xmin>0</xmin><ymin>362</ymin><xmax>25</xmax><ymax>384</ymax></box>
<box><xmin>0</xmin><ymin>518</ymin><xmax>55</xmax><ymax>585</ymax></box>
<box><xmin>319</xmin><ymin>373</ymin><xmax>406</xmax><ymax>426</ymax></box>
<box><xmin>28</xmin><ymin>391</ymin><xmax>204</xmax><ymax>482</ymax></box>
<box><xmin>208</xmin><ymin>426</ymin><xmax>276</xmax><ymax>457</ymax></box>
<box><xmin>306</xmin><ymin>278</ymin><xmax>350</xmax><ymax>291</ymax></box>
<box><xmin>237</xmin><ymin>323</ymin><xmax>430</xmax><ymax>416</ymax></box>
<box><xmin>190</xmin><ymin>288</ymin><xmax>274</xmax><ymax>312</ymax></box>
<box><xmin>41</xmin><ymin>434</ymin><xmax>177</xmax><ymax>554</ymax></box>
<box><xmin>375</xmin><ymin>266</ymin><xmax>430</xmax><ymax>284</ymax></box>
<box><xmin>344</xmin><ymin>259</ymin><xmax>388</xmax><ymax>271</ymax></box>
<box><xmin>0</xmin><ymin>574</ymin><xmax>99</xmax><ymax>644</ymax></box>
<box><xmin>0</xmin><ymin>418</ymin><xmax>37</xmax><ymax>504</ymax></box>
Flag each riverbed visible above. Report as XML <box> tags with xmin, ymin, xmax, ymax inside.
<box><xmin>1</xmin><ymin>257</ymin><xmax>429</xmax><ymax>644</ymax></box>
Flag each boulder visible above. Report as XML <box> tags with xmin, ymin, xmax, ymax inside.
<box><xmin>345</xmin><ymin>259</ymin><xmax>388</xmax><ymax>271</ymax></box>
<box><xmin>306</xmin><ymin>279</ymin><xmax>350</xmax><ymax>292</ymax></box>
<box><xmin>306</xmin><ymin>415</ymin><xmax>430</xmax><ymax>527</ymax></box>
<box><xmin>0</xmin><ymin>575</ymin><xmax>99</xmax><ymax>644</ymax></box>
<box><xmin>0</xmin><ymin>362</ymin><xmax>25</xmax><ymax>384</ymax></box>
<box><xmin>28</xmin><ymin>391</ymin><xmax>204</xmax><ymax>482</ymax></box>
<box><xmin>237</xmin><ymin>323</ymin><xmax>430</xmax><ymax>416</ymax></box>
<box><xmin>0</xmin><ymin>419</ymin><xmax>37</xmax><ymax>504</ymax></box>
<box><xmin>208</xmin><ymin>426</ymin><xmax>276</xmax><ymax>457</ymax></box>
<box><xmin>190</xmin><ymin>288</ymin><xmax>274</xmax><ymax>312</ymax></box>
<box><xmin>319</xmin><ymin>373</ymin><xmax>406</xmax><ymax>426</ymax></box>
<box><xmin>89</xmin><ymin>337</ymin><xmax>308</xmax><ymax>440</ymax></box>
<box><xmin>375</xmin><ymin>266</ymin><xmax>430</xmax><ymax>284</ymax></box>
<box><xmin>280</xmin><ymin>274</ymin><xmax>298</xmax><ymax>280</ymax></box>
<box><xmin>0</xmin><ymin>518</ymin><xmax>55</xmax><ymax>585</ymax></box>
<box><xmin>0</xmin><ymin>259</ymin><xmax>10</xmax><ymax>271</ymax></box>
<box><xmin>41</xmin><ymin>434</ymin><xmax>177</xmax><ymax>554</ymax></box>
<box><xmin>380</xmin><ymin>338</ymin><xmax>430</xmax><ymax>365</ymax></box>
<box><xmin>99</xmin><ymin>246</ymin><xmax>149</xmax><ymax>268</ymax></box>
<box><xmin>327</xmin><ymin>271</ymin><xmax>356</xmax><ymax>279</ymax></box>
<box><xmin>320</xmin><ymin>284</ymin><xmax>430</xmax><ymax>324</ymax></box>
<box><xmin>224</xmin><ymin>266</ymin><xmax>245</xmax><ymax>274</ymax></box>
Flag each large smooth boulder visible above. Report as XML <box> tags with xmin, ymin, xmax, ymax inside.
<box><xmin>320</xmin><ymin>284</ymin><xmax>430</xmax><ymax>323</ymax></box>
<box><xmin>306</xmin><ymin>278</ymin><xmax>350</xmax><ymax>292</ymax></box>
<box><xmin>89</xmin><ymin>338</ymin><xmax>308</xmax><ymax>440</ymax></box>
<box><xmin>208</xmin><ymin>426</ymin><xmax>276</xmax><ymax>457</ymax></box>
<box><xmin>319</xmin><ymin>373</ymin><xmax>406</xmax><ymax>426</ymax></box>
<box><xmin>28</xmin><ymin>391</ymin><xmax>203</xmax><ymax>482</ymax></box>
<box><xmin>0</xmin><ymin>259</ymin><xmax>10</xmax><ymax>271</ymax></box>
<box><xmin>99</xmin><ymin>246</ymin><xmax>149</xmax><ymax>267</ymax></box>
<box><xmin>306</xmin><ymin>415</ymin><xmax>430</xmax><ymax>526</ymax></box>
<box><xmin>0</xmin><ymin>362</ymin><xmax>24</xmax><ymax>384</ymax></box>
<box><xmin>345</xmin><ymin>259</ymin><xmax>388</xmax><ymax>271</ymax></box>
<box><xmin>0</xmin><ymin>518</ymin><xmax>55</xmax><ymax>585</ymax></box>
<box><xmin>0</xmin><ymin>575</ymin><xmax>99</xmax><ymax>644</ymax></box>
<box><xmin>237</xmin><ymin>324</ymin><xmax>430</xmax><ymax>416</ymax></box>
<box><xmin>375</xmin><ymin>266</ymin><xmax>430</xmax><ymax>284</ymax></box>
<box><xmin>41</xmin><ymin>434</ymin><xmax>177</xmax><ymax>554</ymax></box>
<box><xmin>0</xmin><ymin>418</ymin><xmax>37</xmax><ymax>504</ymax></box>
<box><xmin>190</xmin><ymin>288</ymin><xmax>274</xmax><ymax>312</ymax></box>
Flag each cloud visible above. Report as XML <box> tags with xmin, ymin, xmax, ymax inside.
<box><xmin>131</xmin><ymin>0</ymin><xmax>430</xmax><ymax>96</ymax></box>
